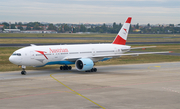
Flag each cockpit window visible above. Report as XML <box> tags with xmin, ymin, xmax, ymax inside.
<box><xmin>12</xmin><ymin>53</ymin><xmax>21</xmax><ymax>56</ymax></box>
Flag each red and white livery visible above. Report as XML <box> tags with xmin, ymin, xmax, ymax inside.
<box><xmin>9</xmin><ymin>17</ymin><xmax>170</xmax><ymax>75</ymax></box>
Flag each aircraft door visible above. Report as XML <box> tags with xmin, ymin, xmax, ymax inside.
<box><xmin>92</xmin><ymin>48</ymin><xmax>96</xmax><ymax>56</ymax></box>
<box><xmin>114</xmin><ymin>47</ymin><xmax>118</xmax><ymax>54</ymax></box>
<box><xmin>30</xmin><ymin>51</ymin><xmax>35</xmax><ymax>59</ymax></box>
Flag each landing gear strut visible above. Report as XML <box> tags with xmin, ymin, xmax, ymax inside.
<box><xmin>21</xmin><ymin>65</ymin><xmax>26</xmax><ymax>75</ymax></box>
<box><xmin>60</xmin><ymin>65</ymin><xmax>72</xmax><ymax>70</ymax></box>
<box><xmin>86</xmin><ymin>68</ymin><xmax>97</xmax><ymax>72</ymax></box>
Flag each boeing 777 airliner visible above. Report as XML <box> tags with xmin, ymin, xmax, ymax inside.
<box><xmin>9</xmin><ymin>17</ymin><xmax>170</xmax><ymax>75</ymax></box>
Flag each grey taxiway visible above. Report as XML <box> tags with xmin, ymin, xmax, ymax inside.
<box><xmin>0</xmin><ymin>62</ymin><xmax>180</xmax><ymax>109</ymax></box>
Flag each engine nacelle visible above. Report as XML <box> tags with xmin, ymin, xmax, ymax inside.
<box><xmin>75</xmin><ymin>58</ymin><xmax>94</xmax><ymax>71</ymax></box>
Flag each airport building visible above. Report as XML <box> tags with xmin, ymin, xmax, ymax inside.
<box><xmin>3</xmin><ymin>29</ymin><xmax>21</xmax><ymax>33</ymax></box>
<box><xmin>21</xmin><ymin>30</ymin><xmax>57</xmax><ymax>33</ymax></box>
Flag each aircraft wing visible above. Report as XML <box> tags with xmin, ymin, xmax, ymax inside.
<box><xmin>92</xmin><ymin>51</ymin><xmax>172</xmax><ymax>58</ymax></box>
<box><xmin>64</xmin><ymin>51</ymin><xmax>172</xmax><ymax>62</ymax></box>
<box><xmin>130</xmin><ymin>46</ymin><xmax>156</xmax><ymax>49</ymax></box>
<box><xmin>121</xmin><ymin>46</ymin><xmax>156</xmax><ymax>52</ymax></box>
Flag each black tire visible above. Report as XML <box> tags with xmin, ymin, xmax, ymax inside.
<box><xmin>68</xmin><ymin>66</ymin><xmax>72</xmax><ymax>70</ymax></box>
<box><xmin>60</xmin><ymin>66</ymin><xmax>62</xmax><ymax>70</ymax></box>
<box><xmin>21</xmin><ymin>71</ymin><xmax>24</xmax><ymax>75</ymax></box>
<box><xmin>24</xmin><ymin>71</ymin><xmax>26</xmax><ymax>75</ymax></box>
<box><xmin>63</xmin><ymin>66</ymin><xmax>68</xmax><ymax>70</ymax></box>
<box><xmin>91</xmin><ymin>69</ymin><xmax>94</xmax><ymax>72</ymax></box>
<box><xmin>93</xmin><ymin>68</ymin><xmax>97</xmax><ymax>72</ymax></box>
<box><xmin>21</xmin><ymin>71</ymin><xmax>26</xmax><ymax>75</ymax></box>
<box><xmin>63</xmin><ymin>66</ymin><xmax>65</xmax><ymax>70</ymax></box>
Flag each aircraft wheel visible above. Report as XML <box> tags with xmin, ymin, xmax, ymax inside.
<box><xmin>60</xmin><ymin>66</ymin><xmax>63</xmax><ymax>70</ymax></box>
<box><xmin>21</xmin><ymin>71</ymin><xmax>24</xmax><ymax>75</ymax></box>
<box><xmin>65</xmin><ymin>66</ymin><xmax>68</xmax><ymax>70</ymax></box>
<box><xmin>21</xmin><ymin>71</ymin><xmax>26</xmax><ymax>75</ymax></box>
<box><xmin>63</xmin><ymin>66</ymin><xmax>67</xmax><ymax>70</ymax></box>
<box><xmin>24</xmin><ymin>71</ymin><xmax>26</xmax><ymax>75</ymax></box>
<box><xmin>91</xmin><ymin>69</ymin><xmax>94</xmax><ymax>72</ymax></box>
<box><xmin>68</xmin><ymin>66</ymin><xmax>72</xmax><ymax>70</ymax></box>
<box><xmin>62</xmin><ymin>66</ymin><xmax>65</xmax><ymax>70</ymax></box>
<box><xmin>93</xmin><ymin>68</ymin><xmax>97</xmax><ymax>72</ymax></box>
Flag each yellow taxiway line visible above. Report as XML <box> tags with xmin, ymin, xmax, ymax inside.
<box><xmin>50</xmin><ymin>73</ymin><xmax>105</xmax><ymax>109</ymax></box>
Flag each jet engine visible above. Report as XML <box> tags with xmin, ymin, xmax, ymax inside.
<box><xmin>75</xmin><ymin>58</ymin><xmax>94</xmax><ymax>71</ymax></box>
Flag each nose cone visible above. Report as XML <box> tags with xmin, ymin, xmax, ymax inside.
<box><xmin>9</xmin><ymin>56</ymin><xmax>21</xmax><ymax>65</ymax></box>
<box><xmin>9</xmin><ymin>56</ymin><xmax>15</xmax><ymax>64</ymax></box>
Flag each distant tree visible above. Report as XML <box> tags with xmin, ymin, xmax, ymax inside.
<box><xmin>2</xmin><ymin>22</ymin><xmax>9</xmax><ymax>28</ymax></box>
<box><xmin>135</xmin><ymin>23</ymin><xmax>139</xmax><ymax>29</ymax></box>
<box><xmin>147</xmin><ymin>23</ymin><xmax>150</xmax><ymax>27</ymax></box>
<box><xmin>48</xmin><ymin>23</ymin><xmax>57</xmax><ymax>30</ymax></box>
<box><xmin>34</xmin><ymin>23</ymin><xmax>41</xmax><ymax>30</ymax></box>
<box><xmin>3</xmin><ymin>25</ymin><xmax>8</xmax><ymax>29</ymax></box>
<box><xmin>129</xmin><ymin>24</ymin><xmax>133</xmax><ymax>33</ymax></box>
<box><xmin>119</xmin><ymin>23</ymin><xmax>122</xmax><ymax>28</ymax></box>
<box><xmin>169</xmin><ymin>24</ymin><xmax>174</xmax><ymax>27</ymax></box>
<box><xmin>102</xmin><ymin>23</ymin><xmax>107</xmax><ymax>32</ymax></box>
<box><xmin>18</xmin><ymin>22</ymin><xmax>22</xmax><ymax>26</ymax></box>
<box><xmin>63</xmin><ymin>24</ymin><xmax>70</xmax><ymax>31</ymax></box>
<box><xmin>26</xmin><ymin>26</ymin><xmax>31</xmax><ymax>30</ymax></box>
<box><xmin>73</xmin><ymin>26</ymin><xmax>80</xmax><ymax>33</ymax></box>
<box><xmin>18</xmin><ymin>26</ymin><xmax>23</xmax><ymax>30</ymax></box>
<box><xmin>112</xmin><ymin>22</ymin><xmax>119</xmax><ymax>33</ymax></box>
<box><xmin>113</xmin><ymin>22</ymin><xmax>117</xmax><ymax>29</ymax></box>
<box><xmin>99</xmin><ymin>29</ymin><xmax>104</xmax><ymax>33</ymax></box>
<box><xmin>11</xmin><ymin>24</ymin><xmax>16</xmax><ymax>29</ymax></box>
<box><xmin>80</xmin><ymin>24</ymin><xmax>86</xmax><ymax>32</ymax></box>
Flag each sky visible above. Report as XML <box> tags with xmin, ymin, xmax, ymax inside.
<box><xmin>0</xmin><ymin>0</ymin><xmax>180</xmax><ymax>24</ymax></box>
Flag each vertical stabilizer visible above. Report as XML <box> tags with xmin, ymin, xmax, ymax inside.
<box><xmin>112</xmin><ymin>17</ymin><xmax>132</xmax><ymax>45</ymax></box>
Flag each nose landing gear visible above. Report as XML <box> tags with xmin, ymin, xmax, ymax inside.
<box><xmin>21</xmin><ymin>65</ymin><xmax>26</xmax><ymax>75</ymax></box>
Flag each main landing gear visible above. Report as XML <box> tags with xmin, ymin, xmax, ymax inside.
<box><xmin>60</xmin><ymin>65</ymin><xmax>72</xmax><ymax>70</ymax></box>
<box><xmin>21</xmin><ymin>65</ymin><xmax>26</xmax><ymax>75</ymax></box>
<box><xmin>85</xmin><ymin>68</ymin><xmax>97</xmax><ymax>72</ymax></box>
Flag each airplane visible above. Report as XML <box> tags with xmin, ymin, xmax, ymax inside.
<box><xmin>9</xmin><ymin>17</ymin><xmax>171</xmax><ymax>75</ymax></box>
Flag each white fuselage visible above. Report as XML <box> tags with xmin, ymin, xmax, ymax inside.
<box><xmin>8</xmin><ymin>17</ymin><xmax>169</xmax><ymax>74</ymax></box>
<box><xmin>9</xmin><ymin>43</ymin><xmax>131</xmax><ymax>67</ymax></box>
<box><xmin>9</xmin><ymin>17</ymin><xmax>133</xmax><ymax>73</ymax></box>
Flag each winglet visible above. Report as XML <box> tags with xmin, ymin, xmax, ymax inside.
<box><xmin>112</xmin><ymin>17</ymin><xmax>132</xmax><ymax>45</ymax></box>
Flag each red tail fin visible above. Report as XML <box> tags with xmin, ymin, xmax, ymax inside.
<box><xmin>112</xmin><ymin>17</ymin><xmax>132</xmax><ymax>45</ymax></box>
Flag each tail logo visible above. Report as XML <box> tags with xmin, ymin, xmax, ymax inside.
<box><xmin>123</xmin><ymin>28</ymin><xmax>127</xmax><ymax>33</ymax></box>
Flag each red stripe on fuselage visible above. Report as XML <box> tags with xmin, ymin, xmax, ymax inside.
<box><xmin>36</xmin><ymin>51</ymin><xmax>48</xmax><ymax>60</ymax></box>
<box><xmin>112</xmin><ymin>35</ymin><xmax>126</xmax><ymax>45</ymax></box>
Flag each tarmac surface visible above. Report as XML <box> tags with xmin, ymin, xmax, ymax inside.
<box><xmin>1</xmin><ymin>62</ymin><xmax>180</xmax><ymax>109</ymax></box>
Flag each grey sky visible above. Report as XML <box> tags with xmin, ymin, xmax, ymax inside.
<box><xmin>0</xmin><ymin>0</ymin><xmax>180</xmax><ymax>24</ymax></box>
